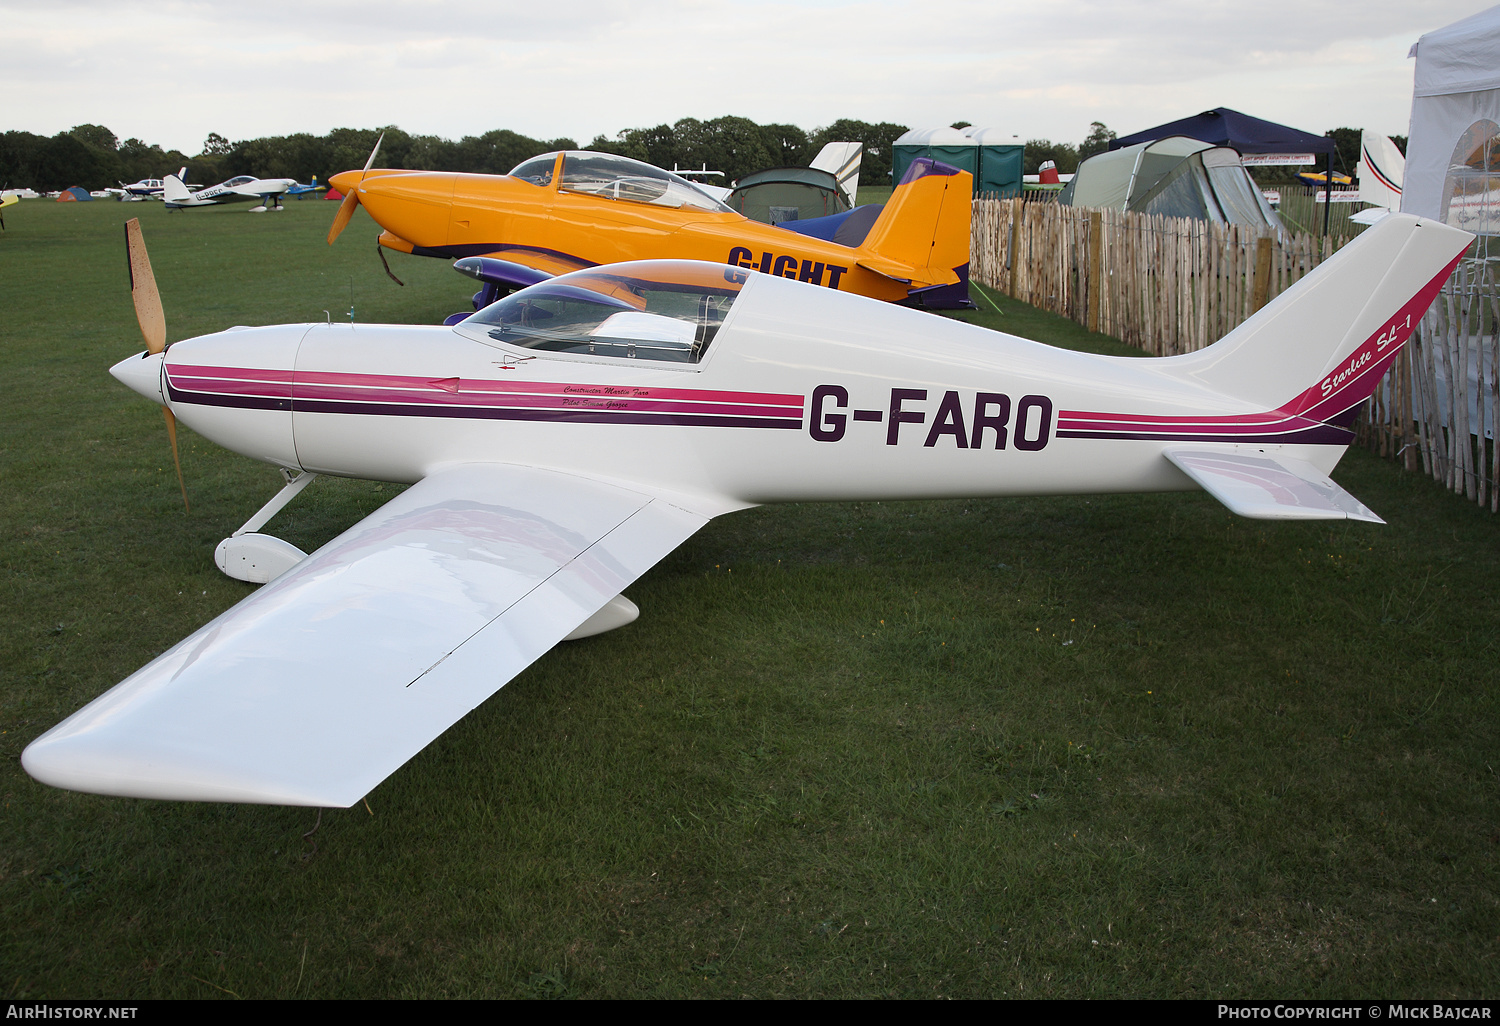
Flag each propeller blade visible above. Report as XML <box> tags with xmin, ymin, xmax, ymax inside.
<box><xmin>326</xmin><ymin>189</ymin><xmax>360</xmax><ymax>245</ymax></box>
<box><xmin>124</xmin><ymin>218</ymin><xmax>166</xmax><ymax>355</ymax></box>
<box><xmin>362</xmin><ymin>132</ymin><xmax>384</xmax><ymax>177</ymax></box>
<box><xmin>123</xmin><ymin>218</ymin><xmax>188</xmax><ymax>511</ymax></box>
<box><xmin>326</xmin><ymin>132</ymin><xmax>383</xmax><ymax>246</ymax></box>
<box><xmin>162</xmin><ymin>406</ymin><xmax>189</xmax><ymax>513</ymax></box>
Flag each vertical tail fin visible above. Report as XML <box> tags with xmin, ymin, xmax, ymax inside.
<box><xmin>1175</xmin><ymin>214</ymin><xmax>1470</xmax><ymax>421</ymax></box>
<box><xmin>162</xmin><ymin>174</ymin><xmax>192</xmax><ymax>207</ymax></box>
<box><xmin>810</xmin><ymin>142</ymin><xmax>862</xmax><ymax>206</ymax></box>
<box><xmin>856</xmin><ymin>158</ymin><xmax>972</xmax><ymax>299</ymax></box>
<box><xmin>1358</xmin><ymin>132</ymin><xmax>1405</xmax><ymax>211</ymax></box>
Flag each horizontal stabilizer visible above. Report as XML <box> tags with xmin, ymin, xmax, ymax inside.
<box><xmin>1164</xmin><ymin>448</ymin><xmax>1384</xmax><ymax>523</ymax></box>
<box><xmin>856</xmin><ymin>254</ymin><xmax>960</xmax><ymax>285</ymax></box>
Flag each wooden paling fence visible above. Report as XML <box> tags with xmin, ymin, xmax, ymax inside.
<box><xmin>1360</xmin><ymin>263</ymin><xmax>1500</xmax><ymax>511</ymax></box>
<box><xmin>971</xmin><ymin>197</ymin><xmax>1500</xmax><ymax>512</ymax></box>
<box><xmin>970</xmin><ymin>197</ymin><xmax>1345</xmax><ymax>355</ymax></box>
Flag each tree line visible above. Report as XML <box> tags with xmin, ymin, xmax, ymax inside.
<box><xmin>0</xmin><ymin>118</ymin><xmax>908</xmax><ymax>193</ymax></box>
<box><xmin>1</xmin><ymin>118</ymin><xmax>1404</xmax><ymax>195</ymax></box>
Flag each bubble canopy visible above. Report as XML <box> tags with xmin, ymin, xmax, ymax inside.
<box><xmin>460</xmin><ymin>260</ymin><xmax>751</xmax><ymax>365</ymax></box>
<box><xmin>508</xmin><ymin>151</ymin><xmax>732</xmax><ymax>213</ymax></box>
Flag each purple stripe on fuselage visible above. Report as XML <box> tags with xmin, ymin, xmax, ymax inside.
<box><xmin>290</xmin><ymin>398</ymin><xmax>802</xmax><ymax>429</ymax></box>
<box><xmin>166</xmin><ymin>384</ymin><xmax>801</xmax><ymax>429</ymax></box>
<box><xmin>1056</xmin><ymin>424</ymin><xmax>1353</xmax><ymax>445</ymax></box>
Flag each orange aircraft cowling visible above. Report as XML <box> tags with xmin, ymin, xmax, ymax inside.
<box><xmin>328</xmin><ymin>151</ymin><xmax>974</xmax><ymax>314</ymax></box>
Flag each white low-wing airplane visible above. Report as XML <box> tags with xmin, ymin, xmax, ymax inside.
<box><xmin>163</xmin><ymin>172</ymin><xmax>298</xmax><ymax>212</ymax></box>
<box><xmin>21</xmin><ymin>213</ymin><xmax>1470</xmax><ymax>807</ymax></box>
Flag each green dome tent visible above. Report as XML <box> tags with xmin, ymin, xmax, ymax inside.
<box><xmin>726</xmin><ymin>166</ymin><xmax>851</xmax><ymax>225</ymax></box>
<box><xmin>1059</xmin><ymin>136</ymin><xmax>1282</xmax><ymax>229</ymax></box>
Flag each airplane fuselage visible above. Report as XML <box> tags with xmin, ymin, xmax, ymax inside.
<box><xmin>123</xmin><ymin>272</ymin><xmax>1354</xmax><ymax>519</ymax></box>
<box><xmin>341</xmin><ymin>168</ymin><xmax>944</xmax><ymax>304</ymax></box>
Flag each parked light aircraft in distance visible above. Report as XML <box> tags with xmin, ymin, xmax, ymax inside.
<box><xmin>110</xmin><ymin>175</ymin><xmax>175</xmax><ymax>201</ymax></box>
<box><xmin>285</xmin><ymin>176</ymin><xmax>326</xmax><ymax>200</ymax></box>
<box><xmin>20</xmin><ymin>212</ymin><xmax>1470</xmax><ymax>807</ymax></box>
<box><xmin>164</xmin><ymin>171</ymin><xmax>298</xmax><ymax>211</ymax></box>
<box><xmin>327</xmin><ymin>149</ymin><xmax>974</xmax><ymax>313</ymax></box>
<box><xmin>1352</xmin><ymin>133</ymin><xmax>1407</xmax><ymax>226</ymax></box>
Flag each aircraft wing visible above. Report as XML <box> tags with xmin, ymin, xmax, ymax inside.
<box><xmin>1164</xmin><ymin>448</ymin><xmax>1384</xmax><ymax>523</ymax></box>
<box><xmin>22</xmin><ymin>464</ymin><xmax>709</xmax><ymax>806</ymax></box>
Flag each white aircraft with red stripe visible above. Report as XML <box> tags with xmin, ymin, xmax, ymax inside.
<box><xmin>22</xmin><ymin>213</ymin><xmax>1470</xmax><ymax>807</ymax></box>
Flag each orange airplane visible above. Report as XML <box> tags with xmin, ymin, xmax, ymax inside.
<box><xmin>327</xmin><ymin>149</ymin><xmax>974</xmax><ymax>318</ymax></box>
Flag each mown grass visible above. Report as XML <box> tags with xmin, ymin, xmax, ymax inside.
<box><xmin>1</xmin><ymin>199</ymin><xmax>1497</xmax><ymax>999</ymax></box>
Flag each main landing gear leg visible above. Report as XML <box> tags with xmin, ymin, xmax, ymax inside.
<box><xmin>214</xmin><ymin>469</ymin><xmax>318</xmax><ymax>584</ymax></box>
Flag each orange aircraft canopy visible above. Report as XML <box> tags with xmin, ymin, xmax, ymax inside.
<box><xmin>510</xmin><ymin>151</ymin><xmax>734</xmax><ymax>213</ymax></box>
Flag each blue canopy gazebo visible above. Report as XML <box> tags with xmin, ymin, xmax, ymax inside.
<box><xmin>1110</xmin><ymin>108</ymin><xmax>1337</xmax><ymax>232</ymax></box>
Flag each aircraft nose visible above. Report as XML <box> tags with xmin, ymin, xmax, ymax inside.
<box><xmin>350</xmin><ymin>172</ymin><xmax>457</xmax><ymax>246</ymax></box>
<box><xmin>110</xmin><ymin>350</ymin><xmax>165</xmax><ymax>404</ymax></box>
<box><xmin>329</xmin><ymin>170</ymin><xmax>360</xmax><ymax>194</ymax></box>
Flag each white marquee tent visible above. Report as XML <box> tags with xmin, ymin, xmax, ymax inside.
<box><xmin>1402</xmin><ymin>6</ymin><xmax>1500</xmax><ymax>446</ymax></box>
<box><xmin>1404</xmin><ymin>4</ymin><xmax>1500</xmax><ymax>237</ymax></box>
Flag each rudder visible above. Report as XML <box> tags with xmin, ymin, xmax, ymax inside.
<box><xmin>857</xmin><ymin>158</ymin><xmax>972</xmax><ymax>298</ymax></box>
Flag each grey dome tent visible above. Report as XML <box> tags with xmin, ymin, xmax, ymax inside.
<box><xmin>726</xmin><ymin>166</ymin><xmax>851</xmax><ymax>225</ymax></box>
<box><xmin>1059</xmin><ymin>136</ymin><xmax>1283</xmax><ymax>229</ymax></box>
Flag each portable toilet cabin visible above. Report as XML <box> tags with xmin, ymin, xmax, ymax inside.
<box><xmin>963</xmin><ymin>127</ymin><xmax>1026</xmax><ymax>197</ymax></box>
<box><xmin>891</xmin><ymin>127</ymin><xmax>979</xmax><ymax>184</ymax></box>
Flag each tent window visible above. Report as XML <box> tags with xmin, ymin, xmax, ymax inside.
<box><xmin>1207</xmin><ymin>166</ymin><xmax>1268</xmax><ymax>226</ymax></box>
<box><xmin>1442</xmin><ymin>119</ymin><xmax>1500</xmax><ymax>239</ymax></box>
<box><xmin>1139</xmin><ymin>162</ymin><xmax>1211</xmax><ymax>220</ymax></box>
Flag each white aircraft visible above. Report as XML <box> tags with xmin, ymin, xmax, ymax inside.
<box><xmin>810</xmin><ymin>141</ymin><xmax>862</xmax><ymax>206</ymax></box>
<box><xmin>1353</xmin><ymin>132</ymin><xmax>1407</xmax><ymax>226</ymax></box>
<box><xmin>21</xmin><ymin>213</ymin><xmax>1469</xmax><ymax>807</ymax></box>
<box><xmin>106</xmin><ymin>176</ymin><xmax>171</xmax><ymax>201</ymax></box>
<box><xmin>163</xmin><ymin>171</ymin><xmax>298</xmax><ymax>212</ymax></box>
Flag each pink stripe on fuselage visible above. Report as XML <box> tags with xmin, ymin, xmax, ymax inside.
<box><xmin>167</xmin><ymin>365</ymin><xmax>806</xmax><ymax>412</ymax></box>
<box><xmin>291</xmin><ymin>383</ymin><xmax>800</xmax><ymax>418</ymax></box>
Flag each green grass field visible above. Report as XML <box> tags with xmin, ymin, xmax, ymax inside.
<box><xmin>1</xmin><ymin>198</ymin><xmax>1497</xmax><ymax>999</ymax></box>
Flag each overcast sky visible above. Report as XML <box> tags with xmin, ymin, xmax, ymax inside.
<box><xmin>4</xmin><ymin>1</ymin><xmax>1487</xmax><ymax>155</ymax></box>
